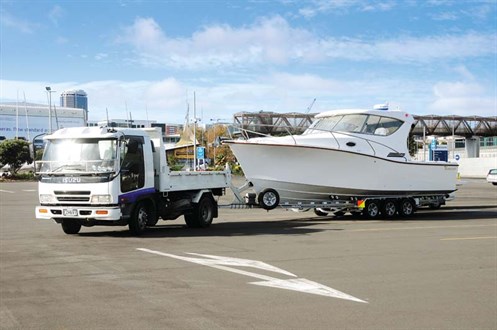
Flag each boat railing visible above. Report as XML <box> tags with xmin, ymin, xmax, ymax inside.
<box><xmin>230</xmin><ymin>124</ymin><xmax>298</xmax><ymax>144</ymax></box>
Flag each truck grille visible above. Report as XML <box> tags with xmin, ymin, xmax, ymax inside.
<box><xmin>54</xmin><ymin>191</ymin><xmax>91</xmax><ymax>203</ymax></box>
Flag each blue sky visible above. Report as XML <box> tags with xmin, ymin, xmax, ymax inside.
<box><xmin>1</xmin><ymin>0</ymin><xmax>496</xmax><ymax>124</ymax></box>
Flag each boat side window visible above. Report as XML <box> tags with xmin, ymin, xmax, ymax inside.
<box><xmin>333</xmin><ymin>114</ymin><xmax>368</xmax><ymax>133</ymax></box>
<box><xmin>362</xmin><ymin>115</ymin><xmax>382</xmax><ymax>134</ymax></box>
<box><xmin>305</xmin><ymin>115</ymin><xmax>344</xmax><ymax>134</ymax></box>
<box><xmin>374</xmin><ymin>117</ymin><xmax>403</xmax><ymax>136</ymax></box>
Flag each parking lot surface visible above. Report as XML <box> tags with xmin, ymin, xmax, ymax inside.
<box><xmin>1</xmin><ymin>178</ymin><xmax>496</xmax><ymax>329</ymax></box>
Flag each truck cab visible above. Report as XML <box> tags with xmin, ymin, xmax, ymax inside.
<box><xmin>35</xmin><ymin>127</ymin><xmax>230</xmax><ymax>235</ymax></box>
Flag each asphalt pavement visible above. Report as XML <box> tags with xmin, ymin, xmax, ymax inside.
<box><xmin>1</xmin><ymin>178</ymin><xmax>496</xmax><ymax>329</ymax></box>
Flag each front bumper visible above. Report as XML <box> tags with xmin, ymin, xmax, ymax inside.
<box><xmin>35</xmin><ymin>205</ymin><xmax>122</xmax><ymax>221</ymax></box>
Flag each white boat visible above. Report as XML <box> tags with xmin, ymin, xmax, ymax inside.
<box><xmin>225</xmin><ymin>106</ymin><xmax>458</xmax><ymax>209</ymax></box>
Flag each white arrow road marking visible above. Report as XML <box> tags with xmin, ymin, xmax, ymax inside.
<box><xmin>137</xmin><ymin>248</ymin><xmax>367</xmax><ymax>303</ymax></box>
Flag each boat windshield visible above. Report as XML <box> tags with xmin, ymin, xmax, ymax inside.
<box><xmin>36</xmin><ymin>138</ymin><xmax>118</xmax><ymax>174</ymax></box>
<box><xmin>305</xmin><ymin>114</ymin><xmax>403</xmax><ymax>136</ymax></box>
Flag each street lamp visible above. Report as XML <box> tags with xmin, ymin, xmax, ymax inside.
<box><xmin>45</xmin><ymin>86</ymin><xmax>56</xmax><ymax>133</ymax></box>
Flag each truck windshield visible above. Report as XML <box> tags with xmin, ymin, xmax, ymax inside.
<box><xmin>36</xmin><ymin>138</ymin><xmax>118</xmax><ymax>174</ymax></box>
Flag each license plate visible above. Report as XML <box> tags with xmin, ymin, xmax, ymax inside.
<box><xmin>63</xmin><ymin>208</ymin><xmax>78</xmax><ymax>216</ymax></box>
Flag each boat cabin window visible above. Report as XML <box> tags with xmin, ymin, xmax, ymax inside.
<box><xmin>306</xmin><ymin>114</ymin><xmax>403</xmax><ymax>136</ymax></box>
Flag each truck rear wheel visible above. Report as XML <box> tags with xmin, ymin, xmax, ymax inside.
<box><xmin>129</xmin><ymin>202</ymin><xmax>150</xmax><ymax>236</ymax></box>
<box><xmin>185</xmin><ymin>195</ymin><xmax>215</xmax><ymax>228</ymax></box>
<box><xmin>61</xmin><ymin>219</ymin><xmax>81</xmax><ymax>235</ymax></box>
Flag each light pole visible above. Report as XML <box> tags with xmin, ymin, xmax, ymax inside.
<box><xmin>45</xmin><ymin>86</ymin><xmax>56</xmax><ymax>133</ymax></box>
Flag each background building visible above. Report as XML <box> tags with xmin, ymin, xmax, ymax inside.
<box><xmin>0</xmin><ymin>102</ymin><xmax>86</xmax><ymax>140</ymax></box>
<box><xmin>60</xmin><ymin>90</ymin><xmax>88</xmax><ymax>110</ymax></box>
<box><xmin>60</xmin><ymin>90</ymin><xmax>88</xmax><ymax>122</ymax></box>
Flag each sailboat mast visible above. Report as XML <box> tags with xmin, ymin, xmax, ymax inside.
<box><xmin>193</xmin><ymin>91</ymin><xmax>197</xmax><ymax>172</ymax></box>
<box><xmin>23</xmin><ymin>92</ymin><xmax>30</xmax><ymax>140</ymax></box>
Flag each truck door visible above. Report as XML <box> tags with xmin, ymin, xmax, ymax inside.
<box><xmin>121</xmin><ymin>136</ymin><xmax>145</xmax><ymax>192</ymax></box>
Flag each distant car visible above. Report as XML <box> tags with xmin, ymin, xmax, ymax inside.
<box><xmin>487</xmin><ymin>169</ymin><xmax>497</xmax><ymax>185</ymax></box>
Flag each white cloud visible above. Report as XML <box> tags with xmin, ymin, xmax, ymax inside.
<box><xmin>452</xmin><ymin>65</ymin><xmax>475</xmax><ymax>81</ymax></box>
<box><xmin>117</xmin><ymin>16</ymin><xmax>496</xmax><ymax>70</ymax></box>
<box><xmin>299</xmin><ymin>0</ymin><xmax>394</xmax><ymax>17</ymax></box>
<box><xmin>94</xmin><ymin>53</ymin><xmax>108</xmax><ymax>60</ymax></box>
<box><xmin>0</xmin><ymin>10</ymin><xmax>38</xmax><ymax>33</ymax></box>
<box><xmin>429</xmin><ymin>81</ymin><xmax>496</xmax><ymax>116</ymax></box>
<box><xmin>2</xmin><ymin>74</ymin><xmax>495</xmax><ymax>126</ymax></box>
<box><xmin>48</xmin><ymin>5</ymin><xmax>64</xmax><ymax>26</ymax></box>
<box><xmin>119</xmin><ymin>16</ymin><xmax>316</xmax><ymax>69</ymax></box>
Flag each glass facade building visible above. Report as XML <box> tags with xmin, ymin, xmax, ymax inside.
<box><xmin>60</xmin><ymin>90</ymin><xmax>88</xmax><ymax>111</ymax></box>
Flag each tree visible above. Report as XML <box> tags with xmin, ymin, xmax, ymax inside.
<box><xmin>0</xmin><ymin>139</ymin><xmax>33</xmax><ymax>174</ymax></box>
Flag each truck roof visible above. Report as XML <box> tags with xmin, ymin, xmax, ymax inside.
<box><xmin>44</xmin><ymin>126</ymin><xmax>161</xmax><ymax>140</ymax></box>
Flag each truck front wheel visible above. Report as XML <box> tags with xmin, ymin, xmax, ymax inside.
<box><xmin>61</xmin><ymin>219</ymin><xmax>81</xmax><ymax>235</ymax></box>
<box><xmin>129</xmin><ymin>202</ymin><xmax>150</xmax><ymax>236</ymax></box>
<box><xmin>185</xmin><ymin>195</ymin><xmax>215</xmax><ymax>228</ymax></box>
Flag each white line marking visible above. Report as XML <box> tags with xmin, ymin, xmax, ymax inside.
<box><xmin>0</xmin><ymin>190</ymin><xmax>14</xmax><ymax>194</ymax></box>
<box><xmin>137</xmin><ymin>248</ymin><xmax>367</xmax><ymax>303</ymax></box>
<box><xmin>22</xmin><ymin>189</ymin><xmax>36</xmax><ymax>192</ymax></box>
<box><xmin>441</xmin><ymin>236</ymin><xmax>497</xmax><ymax>241</ymax></box>
<box><xmin>350</xmin><ymin>224</ymin><xmax>497</xmax><ymax>232</ymax></box>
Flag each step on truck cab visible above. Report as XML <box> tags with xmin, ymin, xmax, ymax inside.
<box><xmin>35</xmin><ymin>126</ymin><xmax>231</xmax><ymax>235</ymax></box>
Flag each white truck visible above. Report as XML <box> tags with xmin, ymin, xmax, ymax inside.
<box><xmin>34</xmin><ymin>126</ymin><xmax>231</xmax><ymax>235</ymax></box>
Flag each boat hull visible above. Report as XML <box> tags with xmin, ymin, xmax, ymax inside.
<box><xmin>227</xmin><ymin>142</ymin><xmax>458</xmax><ymax>203</ymax></box>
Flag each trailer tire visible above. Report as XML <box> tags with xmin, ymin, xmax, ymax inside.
<box><xmin>129</xmin><ymin>202</ymin><xmax>150</xmax><ymax>236</ymax></box>
<box><xmin>61</xmin><ymin>219</ymin><xmax>81</xmax><ymax>235</ymax></box>
<box><xmin>314</xmin><ymin>208</ymin><xmax>329</xmax><ymax>216</ymax></box>
<box><xmin>363</xmin><ymin>200</ymin><xmax>380</xmax><ymax>219</ymax></box>
<box><xmin>185</xmin><ymin>195</ymin><xmax>215</xmax><ymax>228</ymax></box>
<box><xmin>429</xmin><ymin>202</ymin><xmax>442</xmax><ymax>210</ymax></box>
<box><xmin>399</xmin><ymin>198</ymin><xmax>415</xmax><ymax>217</ymax></box>
<box><xmin>382</xmin><ymin>199</ymin><xmax>397</xmax><ymax>218</ymax></box>
<box><xmin>258</xmin><ymin>189</ymin><xmax>279</xmax><ymax>210</ymax></box>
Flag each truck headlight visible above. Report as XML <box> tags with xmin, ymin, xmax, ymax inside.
<box><xmin>39</xmin><ymin>194</ymin><xmax>56</xmax><ymax>204</ymax></box>
<box><xmin>91</xmin><ymin>195</ymin><xmax>112</xmax><ymax>204</ymax></box>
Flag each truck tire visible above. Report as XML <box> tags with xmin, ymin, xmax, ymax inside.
<box><xmin>258</xmin><ymin>189</ymin><xmax>279</xmax><ymax>210</ymax></box>
<box><xmin>363</xmin><ymin>200</ymin><xmax>380</xmax><ymax>219</ymax></box>
<box><xmin>185</xmin><ymin>195</ymin><xmax>215</xmax><ymax>228</ymax></box>
<box><xmin>129</xmin><ymin>202</ymin><xmax>150</xmax><ymax>236</ymax></box>
<box><xmin>399</xmin><ymin>198</ymin><xmax>415</xmax><ymax>217</ymax></box>
<box><xmin>382</xmin><ymin>199</ymin><xmax>397</xmax><ymax>218</ymax></box>
<box><xmin>61</xmin><ymin>219</ymin><xmax>81</xmax><ymax>235</ymax></box>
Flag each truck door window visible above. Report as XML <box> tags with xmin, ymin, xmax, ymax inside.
<box><xmin>121</xmin><ymin>137</ymin><xmax>145</xmax><ymax>192</ymax></box>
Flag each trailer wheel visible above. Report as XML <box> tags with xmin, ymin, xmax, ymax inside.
<box><xmin>61</xmin><ymin>219</ymin><xmax>81</xmax><ymax>235</ymax></box>
<box><xmin>314</xmin><ymin>208</ymin><xmax>329</xmax><ymax>216</ymax></box>
<box><xmin>258</xmin><ymin>189</ymin><xmax>279</xmax><ymax>210</ymax></box>
<box><xmin>382</xmin><ymin>199</ymin><xmax>397</xmax><ymax>218</ymax></box>
<box><xmin>363</xmin><ymin>200</ymin><xmax>380</xmax><ymax>219</ymax></box>
<box><xmin>129</xmin><ymin>202</ymin><xmax>150</xmax><ymax>236</ymax></box>
<box><xmin>399</xmin><ymin>198</ymin><xmax>415</xmax><ymax>217</ymax></box>
<box><xmin>185</xmin><ymin>195</ymin><xmax>215</xmax><ymax>228</ymax></box>
<box><xmin>429</xmin><ymin>202</ymin><xmax>442</xmax><ymax>210</ymax></box>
